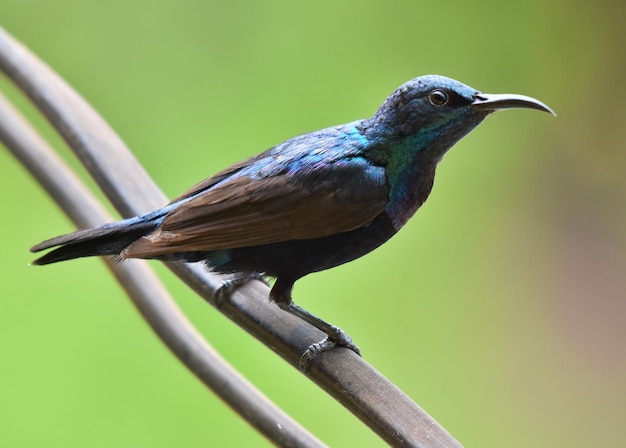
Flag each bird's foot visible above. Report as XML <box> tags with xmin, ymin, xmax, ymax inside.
<box><xmin>299</xmin><ymin>324</ymin><xmax>361</xmax><ymax>372</ymax></box>
<box><xmin>270</xmin><ymin>286</ymin><xmax>361</xmax><ymax>372</ymax></box>
<box><xmin>214</xmin><ymin>272</ymin><xmax>268</xmax><ymax>308</ymax></box>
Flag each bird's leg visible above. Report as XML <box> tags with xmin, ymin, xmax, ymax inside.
<box><xmin>270</xmin><ymin>280</ymin><xmax>361</xmax><ymax>372</ymax></box>
<box><xmin>285</xmin><ymin>302</ymin><xmax>361</xmax><ymax>370</ymax></box>
<box><xmin>214</xmin><ymin>272</ymin><xmax>268</xmax><ymax>308</ymax></box>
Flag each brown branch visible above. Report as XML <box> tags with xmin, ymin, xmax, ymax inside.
<box><xmin>0</xmin><ymin>26</ymin><xmax>462</xmax><ymax>447</ymax></box>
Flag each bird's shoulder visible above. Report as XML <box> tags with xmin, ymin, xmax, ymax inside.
<box><xmin>248</xmin><ymin>121</ymin><xmax>373</xmax><ymax>174</ymax></box>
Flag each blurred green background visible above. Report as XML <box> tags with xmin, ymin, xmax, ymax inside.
<box><xmin>1</xmin><ymin>1</ymin><xmax>625</xmax><ymax>447</ymax></box>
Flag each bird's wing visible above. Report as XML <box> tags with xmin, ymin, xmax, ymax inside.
<box><xmin>123</xmin><ymin>157</ymin><xmax>388</xmax><ymax>258</ymax></box>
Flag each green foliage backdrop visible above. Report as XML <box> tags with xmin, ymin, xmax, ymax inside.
<box><xmin>1</xmin><ymin>1</ymin><xmax>625</xmax><ymax>446</ymax></box>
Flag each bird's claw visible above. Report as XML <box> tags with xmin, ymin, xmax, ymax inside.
<box><xmin>299</xmin><ymin>337</ymin><xmax>336</xmax><ymax>372</ymax></box>
<box><xmin>298</xmin><ymin>325</ymin><xmax>361</xmax><ymax>372</ymax></box>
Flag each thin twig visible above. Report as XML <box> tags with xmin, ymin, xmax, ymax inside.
<box><xmin>0</xmin><ymin>26</ymin><xmax>462</xmax><ymax>447</ymax></box>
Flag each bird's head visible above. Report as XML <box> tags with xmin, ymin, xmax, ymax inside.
<box><xmin>364</xmin><ymin>75</ymin><xmax>554</xmax><ymax>163</ymax></box>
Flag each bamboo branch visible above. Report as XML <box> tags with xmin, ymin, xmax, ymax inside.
<box><xmin>0</xmin><ymin>26</ymin><xmax>462</xmax><ymax>447</ymax></box>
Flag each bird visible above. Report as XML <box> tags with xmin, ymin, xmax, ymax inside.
<box><xmin>31</xmin><ymin>75</ymin><xmax>554</xmax><ymax>366</ymax></box>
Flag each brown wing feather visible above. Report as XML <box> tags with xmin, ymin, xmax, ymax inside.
<box><xmin>123</xmin><ymin>167</ymin><xmax>388</xmax><ymax>258</ymax></box>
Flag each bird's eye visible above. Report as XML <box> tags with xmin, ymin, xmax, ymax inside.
<box><xmin>428</xmin><ymin>89</ymin><xmax>448</xmax><ymax>106</ymax></box>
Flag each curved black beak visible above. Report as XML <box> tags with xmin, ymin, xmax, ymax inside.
<box><xmin>472</xmin><ymin>93</ymin><xmax>556</xmax><ymax>116</ymax></box>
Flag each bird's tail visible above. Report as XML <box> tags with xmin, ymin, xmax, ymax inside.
<box><xmin>30</xmin><ymin>213</ymin><xmax>164</xmax><ymax>265</ymax></box>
